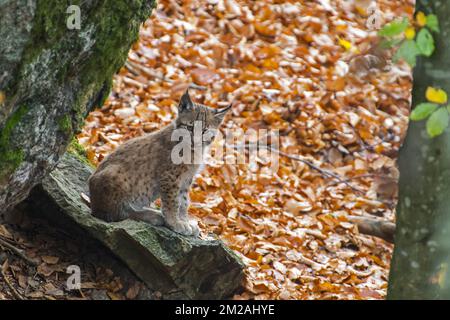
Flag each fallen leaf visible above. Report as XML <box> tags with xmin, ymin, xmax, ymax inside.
<box><xmin>42</xmin><ymin>256</ymin><xmax>59</xmax><ymax>265</ymax></box>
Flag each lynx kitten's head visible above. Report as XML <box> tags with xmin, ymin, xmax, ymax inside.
<box><xmin>175</xmin><ymin>90</ymin><xmax>231</xmax><ymax>144</ymax></box>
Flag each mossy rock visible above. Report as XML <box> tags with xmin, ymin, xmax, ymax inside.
<box><xmin>26</xmin><ymin>153</ymin><xmax>245</xmax><ymax>299</ymax></box>
<box><xmin>0</xmin><ymin>0</ymin><xmax>155</xmax><ymax>212</ymax></box>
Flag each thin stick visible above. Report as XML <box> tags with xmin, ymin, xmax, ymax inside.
<box><xmin>125</xmin><ymin>61</ymin><xmax>207</xmax><ymax>91</ymax></box>
<box><xmin>327</xmin><ymin>173</ymin><xmax>394</xmax><ymax>187</ymax></box>
<box><xmin>270</xmin><ymin>146</ymin><xmax>365</xmax><ymax>194</ymax></box>
<box><xmin>1</xmin><ymin>261</ymin><xmax>24</xmax><ymax>300</ymax></box>
<box><xmin>0</xmin><ymin>238</ymin><xmax>38</xmax><ymax>266</ymax></box>
<box><xmin>228</xmin><ymin>142</ymin><xmax>365</xmax><ymax>194</ymax></box>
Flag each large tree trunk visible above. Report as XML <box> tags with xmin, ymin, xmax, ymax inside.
<box><xmin>388</xmin><ymin>1</ymin><xmax>450</xmax><ymax>299</ymax></box>
<box><xmin>0</xmin><ymin>0</ymin><xmax>155</xmax><ymax>212</ymax></box>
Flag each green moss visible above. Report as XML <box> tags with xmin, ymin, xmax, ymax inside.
<box><xmin>27</xmin><ymin>0</ymin><xmax>79</xmax><ymax>62</ymax></box>
<box><xmin>1</xmin><ymin>0</ymin><xmax>155</xmax><ymax>181</ymax></box>
<box><xmin>12</xmin><ymin>0</ymin><xmax>154</xmax><ymax>107</ymax></box>
<box><xmin>58</xmin><ymin>115</ymin><xmax>73</xmax><ymax>136</ymax></box>
<box><xmin>79</xmin><ymin>0</ymin><xmax>155</xmax><ymax>92</ymax></box>
<box><xmin>0</xmin><ymin>105</ymin><xmax>28</xmax><ymax>179</ymax></box>
<box><xmin>71</xmin><ymin>93</ymin><xmax>89</xmax><ymax>134</ymax></box>
<box><xmin>67</xmin><ymin>138</ymin><xmax>94</xmax><ymax>168</ymax></box>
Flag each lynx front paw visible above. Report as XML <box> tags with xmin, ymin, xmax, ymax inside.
<box><xmin>188</xmin><ymin>219</ymin><xmax>200</xmax><ymax>236</ymax></box>
<box><xmin>166</xmin><ymin>219</ymin><xmax>199</xmax><ymax>237</ymax></box>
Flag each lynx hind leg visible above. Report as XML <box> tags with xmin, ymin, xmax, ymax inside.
<box><xmin>89</xmin><ymin>172</ymin><xmax>126</xmax><ymax>222</ymax></box>
<box><xmin>160</xmin><ymin>182</ymin><xmax>199</xmax><ymax>237</ymax></box>
<box><xmin>126</xmin><ymin>203</ymin><xmax>165</xmax><ymax>226</ymax></box>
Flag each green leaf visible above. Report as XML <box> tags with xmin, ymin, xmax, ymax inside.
<box><xmin>426</xmin><ymin>108</ymin><xmax>449</xmax><ymax>137</ymax></box>
<box><xmin>416</xmin><ymin>28</ymin><xmax>435</xmax><ymax>57</ymax></box>
<box><xmin>378</xmin><ymin>19</ymin><xmax>409</xmax><ymax>37</ymax></box>
<box><xmin>380</xmin><ymin>38</ymin><xmax>403</xmax><ymax>49</ymax></box>
<box><xmin>426</xmin><ymin>14</ymin><xmax>440</xmax><ymax>33</ymax></box>
<box><xmin>394</xmin><ymin>40</ymin><xmax>420</xmax><ymax>67</ymax></box>
<box><xmin>410</xmin><ymin>103</ymin><xmax>438</xmax><ymax>121</ymax></box>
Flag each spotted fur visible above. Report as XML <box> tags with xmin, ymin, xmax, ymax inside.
<box><xmin>88</xmin><ymin>90</ymin><xmax>231</xmax><ymax>236</ymax></box>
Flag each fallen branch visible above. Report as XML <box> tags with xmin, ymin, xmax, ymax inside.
<box><xmin>0</xmin><ymin>237</ymin><xmax>38</xmax><ymax>266</ymax></box>
<box><xmin>348</xmin><ymin>215</ymin><xmax>395</xmax><ymax>243</ymax></box>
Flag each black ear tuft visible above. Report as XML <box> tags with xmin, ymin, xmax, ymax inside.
<box><xmin>179</xmin><ymin>89</ymin><xmax>193</xmax><ymax>112</ymax></box>
<box><xmin>214</xmin><ymin>103</ymin><xmax>232</xmax><ymax>120</ymax></box>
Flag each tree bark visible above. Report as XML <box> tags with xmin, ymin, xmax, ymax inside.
<box><xmin>0</xmin><ymin>0</ymin><xmax>155</xmax><ymax>212</ymax></box>
<box><xmin>388</xmin><ymin>1</ymin><xmax>450</xmax><ymax>299</ymax></box>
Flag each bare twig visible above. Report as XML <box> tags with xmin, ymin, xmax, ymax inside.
<box><xmin>185</xmin><ymin>83</ymin><xmax>208</xmax><ymax>91</ymax></box>
<box><xmin>268</xmin><ymin>146</ymin><xmax>366</xmax><ymax>194</ymax></box>
<box><xmin>125</xmin><ymin>61</ymin><xmax>207</xmax><ymax>91</ymax></box>
<box><xmin>1</xmin><ymin>260</ymin><xmax>24</xmax><ymax>300</ymax></box>
<box><xmin>228</xmin><ymin>141</ymin><xmax>365</xmax><ymax>194</ymax></box>
<box><xmin>0</xmin><ymin>237</ymin><xmax>38</xmax><ymax>266</ymax></box>
<box><xmin>126</xmin><ymin>61</ymin><xmax>168</xmax><ymax>82</ymax></box>
<box><xmin>327</xmin><ymin>173</ymin><xmax>394</xmax><ymax>187</ymax></box>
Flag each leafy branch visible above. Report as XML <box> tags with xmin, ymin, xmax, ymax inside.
<box><xmin>379</xmin><ymin>12</ymin><xmax>448</xmax><ymax>137</ymax></box>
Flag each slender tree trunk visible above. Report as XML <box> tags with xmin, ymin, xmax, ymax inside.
<box><xmin>388</xmin><ymin>1</ymin><xmax>450</xmax><ymax>299</ymax></box>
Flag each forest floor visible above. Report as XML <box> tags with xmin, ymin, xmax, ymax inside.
<box><xmin>0</xmin><ymin>208</ymin><xmax>151</xmax><ymax>300</ymax></box>
<box><xmin>0</xmin><ymin>0</ymin><xmax>414</xmax><ymax>299</ymax></box>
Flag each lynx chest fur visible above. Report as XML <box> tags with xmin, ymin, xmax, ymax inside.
<box><xmin>88</xmin><ymin>90</ymin><xmax>231</xmax><ymax>236</ymax></box>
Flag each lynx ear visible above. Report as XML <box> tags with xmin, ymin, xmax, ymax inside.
<box><xmin>214</xmin><ymin>103</ymin><xmax>232</xmax><ymax>120</ymax></box>
<box><xmin>179</xmin><ymin>89</ymin><xmax>194</xmax><ymax>112</ymax></box>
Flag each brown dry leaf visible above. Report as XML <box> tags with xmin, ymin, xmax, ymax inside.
<box><xmin>283</xmin><ymin>199</ymin><xmax>312</xmax><ymax>215</ymax></box>
<box><xmin>190</xmin><ymin>68</ymin><xmax>219</xmax><ymax>86</ymax></box>
<box><xmin>0</xmin><ymin>91</ymin><xmax>5</xmax><ymax>104</ymax></box>
<box><xmin>0</xmin><ymin>225</ymin><xmax>13</xmax><ymax>239</ymax></box>
<box><xmin>107</xmin><ymin>292</ymin><xmax>122</xmax><ymax>300</ymax></box>
<box><xmin>41</xmin><ymin>255</ymin><xmax>60</xmax><ymax>265</ymax></box>
<box><xmin>27</xmin><ymin>291</ymin><xmax>44</xmax><ymax>299</ymax></box>
<box><xmin>237</xmin><ymin>215</ymin><xmax>255</xmax><ymax>233</ymax></box>
<box><xmin>44</xmin><ymin>283</ymin><xmax>64</xmax><ymax>297</ymax></box>
<box><xmin>2</xmin><ymin>259</ymin><xmax>8</xmax><ymax>273</ymax></box>
<box><xmin>17</xmin><ymin>274</ymin><xmax>27</xmax><ymax>289</ymax></box>
<box><xmin>326</xmin><ymin>78</ymin><xmax>346</xmax><ymax>91</ymax></box>
<box><xmin>37</xmin><ymin>263</ymin><xmax>55</xmax><ymax>277</ymax></box>
<box><xmin>358</xmin><ymin>287</ymin><xmax>383</xmax><ymax>299</ymax></box>
<box><xmin>126</xmin><ymin>282</ymin><xmax>141</xmax><ymax>299</ymax></box>
<box><xmin>76</xmin><ymin>0</ymin><xmax>412</xmax><ymax>300</ymax></box>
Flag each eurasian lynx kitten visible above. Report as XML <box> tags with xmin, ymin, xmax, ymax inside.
<box><xmin>88</xmin><ymin>90</ymin><xmax>231</xmax><ymax>236</ymax></box>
